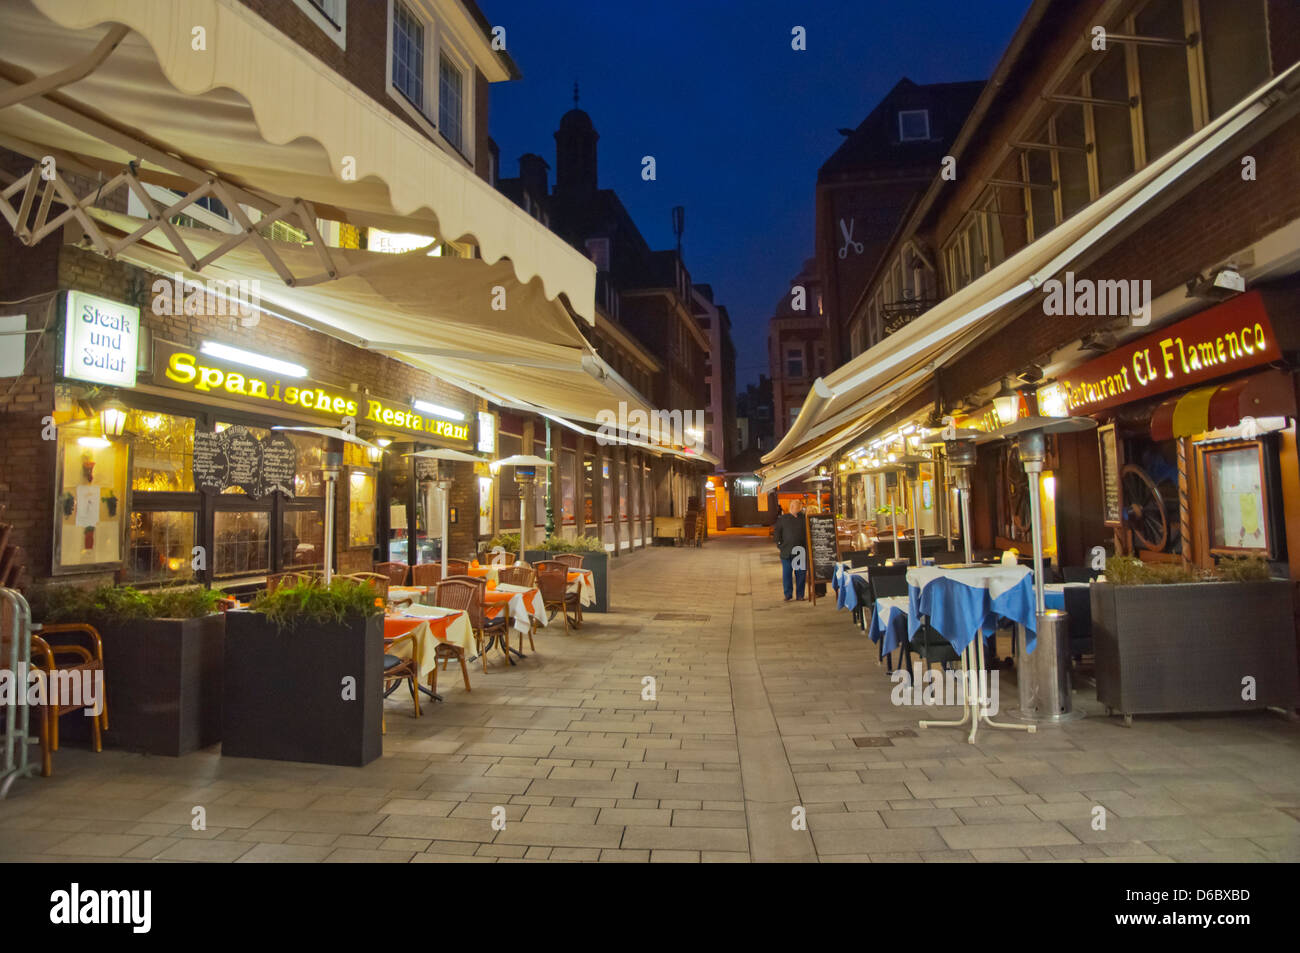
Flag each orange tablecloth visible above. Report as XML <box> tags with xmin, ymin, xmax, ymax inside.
<box><xmin>567</xmin><ymin>570</ymin><xmax>595</xmax><ymax>607</ymax></box>
<box><xmin>383</xmin><ymin>610</ymin><xmax>474</xmax><ymax>679</ymax></box>
<box><xmin>466</xmin><ymin>565</ymin><xmax>499</xmax><ymax>583</ymax></box>
<box><xmin>484</xmin><ymin>587</ymin><xmax>542</xmax><ymax>634</ymax></box>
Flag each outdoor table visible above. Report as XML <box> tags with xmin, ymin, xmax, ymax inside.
<box><xmin>1042</xmin><ymin>582</ymin><xmax>1088</xmax><ymax>611</ymax></box>
<box><xmin>466</xmin><ymin>564</ymin><xmax>500</xmax><ymax>583</ymax></box>
<box><xmin>388</xmin><ymin>586</ymin><xmax>427</xmax><ymax>605</ymax></box>
<box><xmin>835</xmin><ymin>566</ymin><xmax>871</xmax><ymax>611</ymax></box>
<box><xmin>383</xmin><ymin>606</ymin><xmax>475</xmax><ymax>698</ymax></box>
<box><xmin>480</xmin><ymin>585</ymin><xmax>544</xmax><ymax>663</ymax></box>
<box><xmin>567</xmin><ymin>570</ymin><xmax>595</xmax><ymax>607</ymax></box>
<box><xmin>905</xmin><ymin>565</ymin><xmax>1039</xmax><ymax>742</ymax></box>
<box><xmin>868</xmin><ymin>595</ymin><xmax>910</xmax><ymax>655</ymax></box>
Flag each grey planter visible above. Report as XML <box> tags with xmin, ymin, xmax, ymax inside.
<box><xmin>77</xmin><ymin>614</ymin><xmax>225</xmax><ymax>757</ymax></box>
<box><xmin>525</xmin><ymin>549</ymin><xmax>609</xmax><ymax>612</ymax></box>
<box><xmin>1091</xmin><ymin>580</ymin><xmax>1299</xmax><ymax>719</ymax></box>
<box><xmin>222</xmin><ymin>611</ymin><xmax>382</xmax><ymax>766</ymax></box>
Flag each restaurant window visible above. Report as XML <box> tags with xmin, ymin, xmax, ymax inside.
<box><xmin>1199</xmin><ymin>0</ymin><xmax>1270</xmax><ymax>119</ymax></box>
<box><xmin>128</xmin><ymin>410</ymin><xmax>194</xmax><ymax>493</ymax></box>
<box><xmin>1087</xmin><ymin>47</ymin><xmax>1135</xmax><ymax>193</ymax></box>
<box><xmin>583</xmin><ymin>453</ymin><xmax>595</xmax><ymax>525</ymax></box>
<box><xmin>128</xmin><ymin>510</ymin><xmax>197</xmax><ymax>583</ymax></box>
<box><xmin>1135</xmin><ymin>0</ymin><xmax>1194</xmax><ymax>162</ymax></box>
<box><xmin>283</xmin><ymin>507</ymin><xmax>325</xmax><ymax>569</ymax></box>
<box><xmin>391</xmin><ymin>0</ymin><xmax>425</xmax><ymax>111</ymax></box>
<box><xmin>630</xmin><ymin>456</ymin><xmax>640</xmax><ymax>520</ymax></box>
<box><xmin>347</xmin><ymin>467</ymin><xmax>377</xmax><ymax>549</ymax></box>
<box><xmin>533</xmin><ymin>438</ymin><xmax>548</xmax><ymax>529</ymax></box>
<box><xmin>982</xmin><ymin>195</ymin><xmax>1006</xmax><ymax>269</ymax></box>
<box><xmin>498</xmin><ymin>432</ymin><xmax>522</xmax><ymax>529</ymax></box>
<box><xmin>214</xmin><ymin>510</ymin><xmax>270</xmax><ymax>578</ymax></box>
<box><xmin>601</xmin><ymin>455</ymin><xmax>613</xmax><ymax>526</ymax></box>
<box><xmin>561</xmin><ymin>449</ymin><xmax>576</xmax><ymax>524</ymax></box>
<box><xmin>619</xmin><ymin>458</ymin><xmax>629</xmax><ymax>521</ymax></box>
<box><xmin>439</xmin><ymin>52</ymin><xmax>465</xmax><ymax>153</ymax></box>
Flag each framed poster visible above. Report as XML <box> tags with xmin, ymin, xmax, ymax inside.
<box><xmin>1098</xmin><ymin>423</ymin><xmax>1122</xmax><ymax>527</ymax></box>
<box><xmin>1203</xmin><ymin>442</ymin><xmax>1269</xmax><ymax>554</ymax></box>
<box><xmin>347</xmin><ymin>468</ymin><xmax>376</xmax><ymax>548</ymax></box>
<box><xmin>52</xmin><ymin>428</ymin><xmax>129</xmax><ymax>574</ymax></box>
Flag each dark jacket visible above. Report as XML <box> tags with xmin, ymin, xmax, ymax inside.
<box><xmin>774</xmin><ymin>512</ymin><xmax>806</xmax><ymax>560</ymax></box>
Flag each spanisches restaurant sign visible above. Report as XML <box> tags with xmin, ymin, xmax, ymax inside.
<box><xmin>151</xmin><ymin>341</ymin><xmax>470</xmax><ymax>441</ymax></box>
<box><xmin>1058</xmin><ymin>291</ymin><xmax>1283</xmax><ymax>415</ymax></box>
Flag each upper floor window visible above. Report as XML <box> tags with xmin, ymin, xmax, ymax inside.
<box><xmin>898</xmin><ymin>109</ymin><xmax>930</xmax><ymax>142</ymax></box>
<box><xmin>786</xmin><ymin>347</ymin><xmax>804</xmax><ymax>379</ymax></box>
<box><xmin>391</xmin><ymin>1</ymin><xmax>425</xmax><ymax>110</ymax></box>
<box><xmin>586</xmin><ymin>237</ymin><xmax>611</xmax><ymax>272</ymax></box>
<box><xmin>293</xmin><ymin>0</ymin><xmax>346</xmax><ymax>49</ymax></box>
<box><xmin>439</xmin><ymin>52</ymin><xmax>466</xmax><ymax>153</ymax></box>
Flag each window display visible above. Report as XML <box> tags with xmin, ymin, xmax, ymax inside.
<box><xmin>53</xmin><ymin>425</ymin><xmax>128</xmax><ymax>572</ymax></box>
<box><xmin>1205</xmin><ymin>443</ymin><xmax>1268</xmax><ymax>553</ymax></box>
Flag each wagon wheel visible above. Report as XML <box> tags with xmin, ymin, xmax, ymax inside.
<box><xmin>1008</xmin><ymin>446</ymin><xmax>1032</xmax><ymax>535</ymax></box>
<box><xmin>1121</xmin><ymin>463</ymin><xmax>1168</xmax><ymax>552</ymax></box>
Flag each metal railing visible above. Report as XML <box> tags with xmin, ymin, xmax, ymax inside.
<box><xmin>1</xmin><ymin>588</ymin><xmax>38</xmax><ymax>798</ymax></box>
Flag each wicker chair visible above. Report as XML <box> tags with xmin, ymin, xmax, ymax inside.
<box><xmin>444</xmin><ymin>558</ymin><xmax>470</xmax><ymax>575</ymax></box>
<box><xmin>381</xmin><ymin>630</ymin><xmax>421</xmax><ymax>729</ymax></box>
<box><xmin>552</xmin><ymin>553</ymin><xmax>584</xmax><ymax>569</ymax></box>
<box><xmin>535</xmin><ymin>560</ymin><xmax>581</xmax><ymax>633</ymax></box>
<box><xmin>497</xmin><ymin>564</ymin><xmax>539</xmax><ymax>652</ymax></box>
<box><xmin>374</xmin><ymin>561</ymin><xmax>410</xmax><ymax>587</ymax></box>
<box><xmin>266</xmin><ymin>571</ymin><xmax>307</xmax><ymax>593</ymax></box>
<box><xmin>344</xmin><ymin>572</ymin><xmax>390</xmax><ymax>599</ymax></box>
<box><xmin>29</xmin><ymin>623</ymin><xmax>108</xmax><ymax>755</ymax></box>
<box><xmin>410</xmin><ymin>562</ymin><xmax>442</xmax><ymax>587</ymax></box>
<box><xmin>434</xmin><ymin>578</ymin><xmax>508</xmax><ymax>673</ymax></box>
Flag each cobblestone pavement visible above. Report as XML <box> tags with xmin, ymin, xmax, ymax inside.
<box><xmin>3</xmin><ymin>536</ymin><xmax>1299</xmax><ymax>862</ymax></box>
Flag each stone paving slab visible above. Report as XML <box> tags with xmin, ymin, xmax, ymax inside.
<box><xmin>3</xmin><ymin>537</ymin><xmax>1299</xmax><ymax>863</ymax></box>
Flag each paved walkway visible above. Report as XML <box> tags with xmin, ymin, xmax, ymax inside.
<box><xmin>3</xmin><ymin>535</ymin><xmax>1299</xmax><ymax>862</ymax></box>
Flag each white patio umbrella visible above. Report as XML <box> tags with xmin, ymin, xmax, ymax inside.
<box><xmin>491</xmin><ymin>455</ymin><xmax>555</xmax><ymax>562</ymax></box>
<box><xmin>405</xmin><ymin>448</ymin><xmax>487</xmax><ymax>580</ymax></box>
<box><xmin>272</xmin><ymin>426</ymin><xmax>380</xmax><ymax>582</ymax></box>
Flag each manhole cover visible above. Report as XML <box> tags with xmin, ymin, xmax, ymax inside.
<box><xmin>887</xmin><ymin>729</ymin><xmax>917</xmax><ymax>738</ymax></box>
<box><xmin>852</xmin><ymin>736</ymin><xmax>894</xmax><ymax>747</ymax></box>
<box><xmin>653</xmin><ymin>612</ymin><xmax>711</xmax><ymax>622</ymax></box>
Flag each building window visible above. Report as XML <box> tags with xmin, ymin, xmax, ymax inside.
<box><xmin>128</xmin><ymin>511</ymin><xmax>197</xmax><ymax>583</ymax></box>
<box><xmin>1200</xmin><ymin>0</ymin><xmax>1270</xmax><ymax>119</ymax></box>
<box><xmin>586</xmin><ymin>237</ymin><xmax>611</xmax><ymax>271</ymax></box>
<box><xmin>439</xmin><ymin>52</ymin><xmax>465</xmax><ymax>153</ymax></box>
<box><xmin>391</xmin><ymin>0</ymin><xmax>425</xmax><ymax>111</ymax></box>
<box><xmin>292</xmin><ymin>0</ymin><xmax>346</xmax><ymax>49</ymax></box>
<box><xmin>1052</xmin><ymin>102</ymin><xmax>1091</xmax><ymax>219</ymax></box>
<box><xmin>898</xmin><ymin>109</ymin><xmax>930</xmax><ymax>142</ymax></box>
<box><xmin>786</xmin><ymin>347</ymin><xmax>804</xmax><ymax>378</ymax></box>
<box><xmin>1135</xmin><ymin>0</ymin><xmax>1194</xmax><ymax>162</ymax></box>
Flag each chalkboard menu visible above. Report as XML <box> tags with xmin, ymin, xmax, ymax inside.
<box><xmin>415</xmin><ymin>458</ymin><xmax>439</xmax><ymax>483</ymax></box>
<box><xmin>806</xmin><ymin>513</ymin><xmax>838</xmax><ymax>582</ymax></box>
<box><xmin>192</xmin><ymin>427</ymin><xmax>297</xmax><ymax>498</ymax></box>
<box><xmin>1098</xmin><ymin>423</ymin><xmax>1121</xmax><ymax>526</ymax></box>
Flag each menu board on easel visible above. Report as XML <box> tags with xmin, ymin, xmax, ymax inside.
<box><xmin>1098</xmin><ymin>423</ymin><xmax>1122</xmax><ymax>527</ymax></box>
<box><xmin>805</xmin><ymin>513</ymin><xmax>838</xmax><ymax>604</ymax></box>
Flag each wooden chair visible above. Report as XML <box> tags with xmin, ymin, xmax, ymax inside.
<box><xmin>434</xmin><ymin>578</ymin><xmax>508</xmax><ymax>672</ymax></box>
<box><xmin>266</xmin><ymin>571</ymin><xmax>306</xmax><ymax>593</ymax></box>
<box><xmin>410</xmin><ymin>562</ymin><xmax>442</xmax><ymax>587</ymax></box>
<box><xmin>374</xmin><ymin>561</ymin><xmax>410</xmax><ymax>587</ymax></box>
<box><xmin>444</xmin><ymin>559</ymin><xmax>470</xmax><ymax>575</ymax></box>
<box><xmin>381</xmin><ymin>630</ymin><xmax>421</xmax><ymax>731</ymax></box>
<box><xmin>550</xmin><ymin>554</ymin><xmax>586</xmax><ymax>624</ymax></box>
<box><xmin>497</xmin><ymin>564</ymin><xmax>539</xmax><ymax>652</ymax></box>
<box><xmin>344</xmin><ymin>572</ymin><xmax>390</xmax><ymax>599</ymax></box>
<box><xmin>535</xmin><ymin>560</ymin><xmax>580</xmax><ymax>633</ymax></box>
<box><xmin>29</xmin><ymin>623</ymin><xmax>108</xmax><ymax>755</ymax></box>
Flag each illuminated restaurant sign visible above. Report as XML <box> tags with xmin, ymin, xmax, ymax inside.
<box><xmin>1058</xmin><ymin>291</ymin><xmax>1282</xmax><ymax>415</ymax></box>
<box><xmin>152</xmin><ymin>342</ymin><xmax>470</xmax><ymax>441</ymax></box>
<box><xmin>63</xmin><ymin>291</ymin><xmax>140</xmax><ymax>387</ymax></box>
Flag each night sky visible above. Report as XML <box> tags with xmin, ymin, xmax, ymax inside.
<box><xmin>486</xmin><ymin>1</ymin><xmax>1033</xmax><ymax>389</ymax></box>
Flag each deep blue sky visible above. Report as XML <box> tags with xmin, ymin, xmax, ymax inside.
<box><xmin>485</xmin><ymin>1</ymin><xmax>1033</xmax><ymax>389</ymax></box>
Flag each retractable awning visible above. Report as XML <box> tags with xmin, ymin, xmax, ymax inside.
<box><xmin>1150</xmin><ymin>370</ymin><xmax>1296</xmax><ymax>441</ymax></box>
<box><xmin>0</xmin><ymin>0</ymin><xmax>595</xmax><ymax>317</ymax></box>
<box><xmin>760</xmin><ymin>61</ymin><xmax>1300</xmax><ymax>480</ymax></box>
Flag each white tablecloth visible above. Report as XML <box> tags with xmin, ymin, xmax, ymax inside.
<box><xmin>386</xmin><ymin>606</ymin><xmax>475</xmax><ymax>680</ymax></box>
<box><xmin>567</xmin><ymin>570</ymin><xmax>596</xmax><ymax>607</ymax></box>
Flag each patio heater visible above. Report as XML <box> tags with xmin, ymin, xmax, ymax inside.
<box><xmin>894</xmin><ymin>454</ymin><xmax>931</xmax><ymax>568</ymax></box>
<box><xmin>492</xmin><ymin>454</ymin><xmax>555</xmax><ymax>563</ymax></box>
<box><xmin>273</xmin><ymin>426</ymin><xmax>381</xmax><ymax>583</ymax></box>
<box><xmin>924</xmin><ymin>428</ymin><xmax>982</xmax><ymax>565</ymax></box>
<box><xmin>983</xmin><ymin>415</ymin><xmax>1096</xmax><ymax>724</ymax></box>
<box><xmin>405</xmin><ymin>448</ymin><xmax>487</xmax><ymax>579</ymax></box>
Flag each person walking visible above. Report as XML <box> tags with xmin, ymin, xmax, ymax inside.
<box><xmin>774</xmin><ymin>497</ymin><xmax>807</xmax><ymax>602</ymax></box>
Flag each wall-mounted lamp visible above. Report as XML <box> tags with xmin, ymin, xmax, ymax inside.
<box><xmin>99</xmin><ymin>399</ymin><xmax>127</xmax><ymax>438</ymax></box>
<box><xmin>992</xmin><ymin>378</ymin><xmax>1020</xmax><ymax>428</ymax></box>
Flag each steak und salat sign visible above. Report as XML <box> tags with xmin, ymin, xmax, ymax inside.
<box><xmin>62</xmin><ymin>291</ymin><xmax>140</xmax><ymax>387</ymax></box>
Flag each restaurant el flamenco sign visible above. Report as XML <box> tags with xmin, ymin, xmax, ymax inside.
<box><xmin>153</xmin><ymin>341</ymin><xmax>470</xmax><ymax>441</ymax></box>
<box><xmin>1059</xmin><ymin>291</ymin><xmax>1282</xmax><ymax>415</ymax></box>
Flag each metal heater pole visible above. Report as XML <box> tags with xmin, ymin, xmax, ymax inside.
<box><xmin>323</xmin><ymin>468</ymin><xmax>337</xmax><ymax>583</ymax></box>
<box><xmin>890</xmin><ymin>479</ymin><xmax>900</xmax><ymax>560</ymax></box>
<box><xmin>911</xmin><ymin>475</ymin><xmax>923</xmax><ymax>567</ymax></box>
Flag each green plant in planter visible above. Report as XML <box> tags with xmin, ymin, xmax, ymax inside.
<box><xmin>487</xmin><ymin>532</ymin><xmax>520</xmax><ymax>552</ymax></box>
<box><xmin>1104</xmin><ymin>555</ymin><xmax>1220</xmax><ymax>585</ymax></box>
<box><xmin>29</xmin><ymin>583</ymin><xmax>225</xmax><ymax>625</ymax></box>
<box><xmin>1215</xmin><ymin>555</ymin><xmax>1273</xmax><ymax>582</ymax></box>
<box><xmin>249</xmin><ymin>577</ymin><xmax>383</xmax><ymax>632</ymax></box>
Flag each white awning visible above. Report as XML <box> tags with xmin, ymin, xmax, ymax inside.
<box><xmin>761</xmin><ymin>62</ymin><xmax>1300</xmax><ymax>475</ymax></box>
<box><xmin>0</xmin><ymin>0</ymin><xmax>596</xmax><ymax>318</ymax></box>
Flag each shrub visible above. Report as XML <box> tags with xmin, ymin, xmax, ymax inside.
<box><xmin>29</xmin><ymin>583</ymin><xmax>225</xmax><ymax>625</ymax></box>
<box><xmin>249</xmin><ymin>576</ymin><xmax>382</xmax><ymax>632</ymax></box>
<box><xmin>486</xmin><ymin>532</ymin><xmax>521</xmax><ymax>553</ymax></box>
<box><xmin>1104</xmin><ymin>555</ymin><xmax>1263</xmax><ymax>585</ymax></box>
<box><xmin>1215</xmin><ymin>555</ymin><xmax>1273</xmax><ymax>582</ymax></box>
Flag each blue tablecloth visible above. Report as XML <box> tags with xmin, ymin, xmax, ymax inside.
<box><xmin>868</xmin><ymin>598</ymin><xmax>910</xmax><ymax>655</ymax></box>
<box><xmin>835</xmin><ymin>568</ymin><xmax>871</xmax><ymax>611</ymax></box>
<box><xmin>1045</xmin><ymin>590</ymin><xmax>1064</xmax><ymax>611</ymax></box>
<box><xmin>907</xmin><ymin>567</ymin><xmax>1038</xmax><ymax>656</ymax></box>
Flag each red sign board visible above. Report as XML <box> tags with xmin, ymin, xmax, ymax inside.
<box><xmin>1059</xmin><ymin>291</ymin><xmax>1281</xmax><ymax>415</ymax></box>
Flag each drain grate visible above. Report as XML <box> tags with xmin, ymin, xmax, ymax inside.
<box><xmin>653</xmin><ymin>612</ymin><xmax>711</xmax><ymax>622</ymax></box>
<box><xmin>851</xmin><ymin>736</ymin><xmax>894</xmax><ymax>748</ymax></box>
<box><xmin>887</xmin><ymin>729</ymin><xmax>917</xmax><ymax>738</ymax></box>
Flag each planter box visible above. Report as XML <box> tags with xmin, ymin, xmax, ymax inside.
<box><xmin>526</xmin><ymin>549</ymin><xmax>609</xmax><ymax>612</ymax></box>
<box><xmin>1092</xmin><ymin>580</ymin><xmax>1299</xmax><ymax>718</ymax></box>
<box><xmin>95</xmin><ymin>614</ymin><xmax>225</xmax><ymax>757</ymax></box>
<box><xmin>222</xmin><ymin>611</ymin><xmax>382</xmax><ymax>766</ymax></box>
